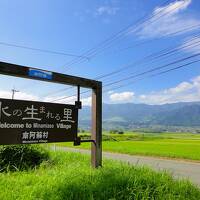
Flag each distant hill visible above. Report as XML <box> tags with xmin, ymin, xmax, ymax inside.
<box><xmin>79</xmin><ymin>102</ymin><xmax>200</xmax><ymax>130</ymax></box>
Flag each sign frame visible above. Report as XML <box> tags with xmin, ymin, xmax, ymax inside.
<box><xmin>0</xmin><ymin>61</ymin><xmax>102</xmax><ymax>168</ymax></box>
<box><xmin>0</xmin><ymin>98</ymin><xmax>78</xmax><ymax>145</ymax></box>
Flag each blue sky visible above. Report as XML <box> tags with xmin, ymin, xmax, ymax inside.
<box><xmin>0</xmin><ymin>0</ymin><xmax>200</xmax><ymax>105</ymax></box>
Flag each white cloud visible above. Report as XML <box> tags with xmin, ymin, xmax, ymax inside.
<box><xmin>136</xmin><ymin>0</ymin><xmax>200</xmax><ymax>38</ymax></box>
<box><xmin>0</xmin><ymin>89</ymin><xmax>92</xmax><ymax>107</ymax></box>
<box><xmin>154</xmin><ymin>0</ymin><xmax>191</xmax><ymax>15</ymax></box>
<box><xmin>107</xmin><ymin>90</ymin><xmax>114</xmax><ymax>94</ymax></box>
<box><xmin>81</xmin><ymin>97</ymin><xmax>92</xmax><ymax>106</ymax></box>
<box><xmin>180</xmin><ymin>36</ymin><xmax>200</xmax><ymax>54</ymax></box>
<box><xmin>96</xmin><ymin>6</ymin><xmax>119</xmax><ymax>16</ymax></box>
<box><xmin>110</xmin><ymin>91</ymin><xmax>135</xmax><ymax>103</ymax></box>
<box><xmin>138</xmin><ymin>75</ymin><xmax>200</xmax><ymax>104</ymax></box>
<box><xmin>0</xmin><ymin>90</ymin><xmax>38</xmax><ymax>101</ymax></box>
<box><xmin>167</xmin><ymin>81</ymin><xmax>193</xmax><ymax>94</ymax></box>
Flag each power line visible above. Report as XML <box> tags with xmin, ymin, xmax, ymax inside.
<box><xmin>63</xmin><ymin>4</ymin><xmax>200</xmax><ymax>82</ymax></box>
<box><xmin>69</xmin><ymin>0</ymin><xmax>179</xmax><ymax>67</ymax></box>
<box><xmin>29</xmin><ymin>1</ymin><xmax>188</xmax><ymax>98</ymax></box>
<box><xmin>113</xmin><ymin>24</ymin><xmax>200</xmax><ymax>53</ymax></box>
<box><xmin>40</xmin><ymin>85</ymin><xmax>75</xmax><ymax>98</ymax></box>
<box><xmin>33</xmin><ymin>2</ymin><xmax>195</xmax><ymax>99</ymax></box>
<box><xmin>104</xmin><ymin>59</ymin><xmax>200</xmax><ymax>93</ymax></box>
<box><xmin>61</xmin><ymin>0</ymin><xmax>176</xmax><ymax>69</ymax></box>
<box><xmin>64</xmin><ymin>58</ymin><xmax>200</xmax><ymax>104</ymax></box>
<box><xmin>104</xmin><ymin>53</ymin><xmax>200</xmax><ymax>87</ymax></box>
<box><xmin>49</xmin><ymin>90</ymin><xmax>89</xmax><ymax>103</ymax></box>
<box><xmin>51</xmin><ymin>52</ymin><xmax>200</xmax><ymax>103</ymax></box>
<box><xmin>82</xmin><ymin>0</ymin><xmax>188</xmax><ymax>62</ymax></box>
<box><xmin>49</xmin><ymin>1</ymin><xmax>199</xmax><ymax>103</ymax></box>
<box><xmin>43</xmin><ymin>29</ymin><xmax>200</xmax><ymax>98</ymax></box>
<box><xmin>29</xmin><ymin>1</ymin><xmax>193</xmax><ymax>100</ymax></box>
<box><xmin>48</xmin><ymin>36</ymin><xmax>200</xmax><ymax>101</ymax></box>
<box><xmin>63</xmin><ymin>58</ymin><xmax>200</xmax><ymax>104</ymax></box>
<box><xmin>103</xmin><ymin>35</ymin><xmax>200</xmax><ymax>83</ymax></box>
<box><xmin>0</xmin><ymin>41</ymin><xmax>90</xmax><ymax>60</ymax></box>
<box><xmin>95</xmin><ymin>33</ymin><xmax>200</xmax><ymax>80</ymax></box>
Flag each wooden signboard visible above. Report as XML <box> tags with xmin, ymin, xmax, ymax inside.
<box><xmin>0</xmin><ymin>98</ymin><xmax>78</xmax><ymax>145</ymax></box>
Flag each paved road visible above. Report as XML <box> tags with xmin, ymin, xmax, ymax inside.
<box><xmin>54</xmin><ymin>146</ymin><xmax>200</xmax><ymax>187</ymax></box>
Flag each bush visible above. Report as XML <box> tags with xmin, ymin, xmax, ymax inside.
<box><xmin>109</xmin><ymin>130</ymin><xmax>124</xmax><ymax>134</ymax></box>
<box><xmin>0</xmin><ymin>144</ymin><xmax>49</xmax><ymax>172</ymax></box>
<box><xmin>109</xmin><ymin>129</ymin><xmax>119</xmax><ymax>134</ymax></box>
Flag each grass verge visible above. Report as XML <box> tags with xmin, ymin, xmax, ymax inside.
<box><xmin>0</xmin><ymin>150</ymin><xmax>199</xmax><ymax>200</ymax></box>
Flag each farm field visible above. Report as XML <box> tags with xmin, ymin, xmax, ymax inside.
<box><xmin>58</xmin><ymin>132</ymin><xmax>200</xmax><ymax>161</ymax></box>
<box><xmin>0</xmin><ymin>150</ymin><xmax>200</xmax><ymax>200</ymax></box>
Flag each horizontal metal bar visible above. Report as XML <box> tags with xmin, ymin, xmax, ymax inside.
<box><xmin>0</xmin><ymin>61</ymin><xmax>101</xmax><ymax>89</ymax></box>
<box><xmin>81</xmin><ymin>139</ymin><xmax>96</xmax><ymax>144</ymax></box>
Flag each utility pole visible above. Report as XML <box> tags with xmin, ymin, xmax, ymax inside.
<box><xmin>11</xmin><ymin>88</ymin><xmax>19</xmax><ymax>100</ymax></box>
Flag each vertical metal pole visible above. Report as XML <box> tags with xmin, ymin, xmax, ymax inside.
<box><xmin>91</xmin><ymin>82</ymin><xmax>102</xmax><ymax>168</ymax></box>
<box><xmin>77</xmin><ymin>85</ymin><xmax>80</xmax><ymax>102</ymax></box>
<box><xmin>11</xmin><ymin>89</ymin><xmax>14</xmax><ymax>100</ymax></box>
<box><xmin>74</xmin><ymin>85</ymin><xmax>82</xmax><ymax>146</ymax></box>
<box><xmin>11</xmin><ymin>88</ymin><xmax>19</xmax><ymax>100</ymax></box>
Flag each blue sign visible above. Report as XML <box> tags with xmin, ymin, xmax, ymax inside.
<box><xmin>28</xmin><ymin>68</ymin><xmax>53</xmax><ymax>80</ymax></box>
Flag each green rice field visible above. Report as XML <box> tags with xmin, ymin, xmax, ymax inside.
<box><xmin>58</xmin><ymin>132</ymin><xmax>200</xmax><ymax>161</ymax></box>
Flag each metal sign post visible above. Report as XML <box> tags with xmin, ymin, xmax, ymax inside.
<box><xmin>0</xmin><ymin>61</ymin><xmax>102</xmax><ymax>168</ymax></box>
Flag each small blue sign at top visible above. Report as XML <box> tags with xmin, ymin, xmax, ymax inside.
<box><xmin>28</xmin><ymin>68</ymin><xmax>53</xmax><ymax>80</ymax></box>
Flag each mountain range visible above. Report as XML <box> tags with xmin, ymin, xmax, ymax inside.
<box><xmin>79</xmin><ymin>101</ymin><xmax>200</xmax><ymax>130</ymax></box>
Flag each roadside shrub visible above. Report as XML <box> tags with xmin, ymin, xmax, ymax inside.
<box><xmin>109</xmin><ymin>129</ymin><xmax>118</xmax><ymax>134</ymax></box>
<box><xmin>109</xmin><ymin>130</ymin><xmax>124</xmax><ymax>134</ymax></box>
<box><xmin>0</xmin><ymin>144</ymin><xmax>49</xmax><ymax>172</ymax></box>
